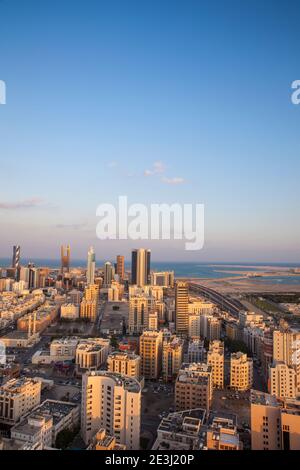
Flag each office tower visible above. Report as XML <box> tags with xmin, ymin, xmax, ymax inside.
<box><xmin>128</xmin><ymin>289</ymin><xmax>155</xmax><ymax>334</ymax></box>
<box><xmin>139</xmin><ymin>330</ymin><xmax>163</xmax><ymax>379</ymax></box>
<box><xmin>86</xmin><ymin>246</ymin><xmax>96</xmax><ymax>286</ymax></box>
<box><xmin>150</xmin><ymin>271</ymin><xmax>174</xmax><ymax>288</ymax></box>
<box><xmin>107</xmin><ymin>351</ymin><xmax>141</xmax><ymax>380</ymax></box>
<box><xmin>0</xmin><ymin>378</ymin><xmax>41</xmax><ymax>425</ymax></box>
<box><xmin>81</xmin><ymin>371</ymin><xmax>141</xmax><ymax>449</ymax></box>
<box><xmin>250</xmin><ymin>390</ymin><xmax>300</xmax><ymax>450</ymax></box>
<box><xmin>104</xmin><ymin>261</ymin><xmax>114</xmax><ymax>287</ymax></box>
<box><xmin>61</xmin><ymin>244</ymin><xmax>71</xmax><ymax>273</ymax></box>
<box><xmin>175</xmin><ymin>281</ymin><xmax>189</xmax><ymax>335</ymax></box>
<box><xmin>269</xmin><ymin>362</ymin><xmax>297</xmax><ymax>399</ymax></box>
<box><xmin>162</xmin><ymin>336</ymin><xmax>184</xmax><ymax>382</ymax></box>
<box><xmin>12</xmin><ymin>245</ymin><xmax>20</xmax><ymax>269</ymax></box>
<box><xmin>116</xmin><ymin>255</ymin><xmax>125</xmax><ymax>281</ymax></box>
<box><xmin>273</xmin><ymin>328</ymin><xmax>300</xmax><ymax>392</ymax></box>
<box><xmin>175</xmin><ymin>363</ymin><xmax>213</xmax><ymax>412</ymax></box>
<box><xmin>230</xmin><ymin>352</ymin><xmax>253</xmax><ymax>391</ymax></box>
<box><xmin>131</xmin><ymin>249</ymin><xmax>151</xmax><ymax>286</ymax></box>
<box><xmin>28</xmin><ymin>263</ymin><xmax>38</xmax><ymax>289</ymax></box>
<box><xmin>207</xmin><ymin>340</ymin><xmax>224</xmax><ymax>389</ymax></box>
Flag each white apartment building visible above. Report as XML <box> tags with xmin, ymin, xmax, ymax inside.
<box><xmin>81</xmin><ymin>371</ymin><xmax>141</xmax><ymax>449</ymax></box>
<box><xmin>162</xmin><ymin>336</ymin><xmax>184</xmax><ymax>382</ymax></box>
<box><xmin>0</xmin><ymin>378</ymin><xmax>41</xmax><ymax>425</ymax></box>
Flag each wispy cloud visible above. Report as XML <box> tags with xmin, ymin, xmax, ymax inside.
<box><xmin>161</xmin><ymin>177</ymin><xmax>185</xmax><ymax>185</ymax></box>
<box><xmin>144</xmin><ymin>161</ymin><xmax>166</xmax><ymax>176</ymax></box>
<box><xmin>0</xmin><ymin>198</ymin><xmax>44</xmax><ymax>210</ymax></box>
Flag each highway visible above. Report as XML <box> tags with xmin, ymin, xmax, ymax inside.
<box><xmin>189</xmin><ymin>282</ymin><xmax>247</xmax><ymax>318</ymax></box>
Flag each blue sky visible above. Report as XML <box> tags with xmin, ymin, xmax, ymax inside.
<box><xmin>0</xmin><ymin>0</ymin><xmax>300</xmax><ymax>262</ymax></box>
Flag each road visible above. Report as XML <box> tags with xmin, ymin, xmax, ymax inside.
<box><xmin>189</xmin><ymin>283</ymin><xmax>247</xmax><ymax>318</ymax></box>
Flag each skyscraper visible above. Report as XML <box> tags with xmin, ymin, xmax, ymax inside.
<box><xmin>86</xmin><ymin>246</ymin><xmax>96</xmax><ymax>285</ymax></box>
<box><xmin>175</xmin><ymin>281</ymin><xmax>189</xmax><ymax>335</ymax></box>
<box><xmin>104</xmin><ymin>261</ymin><xmax>114</xmax><ymax>287</ymax></box>
<box><xmin>12</xmin><ymin>245</ymin><xmax>21</xmax><ymax>280</ymax></box>
<box><xmin>131</xmin><ymin>249</ymin><xmax>151</xmax><ymax>286</ymax></box>
<box><xmin>116</xmin><ymin>255</ymin><xmax>125</xmax><ymax>281</ymax></box>
<box><xmin>61</xmin><ymin>245</ymin><xmax>70</xmax><ymax>273</ymax></box>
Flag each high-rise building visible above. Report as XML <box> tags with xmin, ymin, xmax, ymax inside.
<box><xmin>162</xmin><ymin>336</ymin><xmax>184</xmax><ymax>382</ymax></box>
<box><xmin>81</xmin><ymin>371</ymin><xmax>141</xmax><ymax>449</ymax></box>
<box><xmin>175</xmin><ymin>363</ymin><xmax>213</xmax><ymax>412</ymax></box>
<box><xmin>269</xmin><ymin>362</ymin><xmax>297</xmax><ymax>399</ymax></box>
<box><xmin>61</xmin><ymin>245</ymin><xmax>70</xmax><ymax>273</ymax></box>
<box><xmin>80</xmin><ymin>299</ymin><xmax>97</xmax><ymax>322</ymax></box>
<box><xmin>104</xmin><ymin>261</ymin><xmax>114</xmax><ymax>287</ymax></box>
<box><xmin>273</xmin><ymin>328</ymin><xmax>300</xmax><ymax>392</ymax></box>
<box><xmin>128</xmin><ymin>289</ymin><xmax>155</xmax><ymax>334</ymax></box>
<box><xmin>86</xmin><ymin>247</ymin><xmax>96</xmax><ymax>286</ymax></box>
<box><xmin>139</xmin><ymin>330</ymin><xmax>163</xmax><ymax>379</ymax></box>
<box><xmin>207</xmin><ymin>340</ymin><xmax>224</xmax><ymax>389</ymax></box>
<box><xmin>250</xmin><ymin>389</ymin><xmax>300</xmax><ymax>450</ymax></box>
<box><xmin>150</xmin><ymin>271</ymin><xmax>174</xmax><ymax>288</ymax></box>
<box><xmin>230</xmin><ymin>352</ymin><xmax>253</xmax><ymax>391</ymax></box>
<box><xmin>131</xmin><ymin>249</ymin><xmax>151</xmax><ymax>286</ymax></box>
<box><xmin>116</xmin><ymin>255</ymin><xmax>125</xmax><ymax>281</ymax></box>
<box><xmin>12</xmin><ymin>245</ymin><xmax>20</xmax><ymax>269</ymax></box>
<box><xmin>175</xmin><ymin>281</ymin><xmax>189</xmax><ymax>335</ymax></box>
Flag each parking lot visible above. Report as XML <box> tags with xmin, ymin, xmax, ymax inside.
<box><xmin>141</xmin><ymin>380</ymin><xmax>175</xmax><ymax>448</ymax></box>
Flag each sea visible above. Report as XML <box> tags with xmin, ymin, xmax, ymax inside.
<box><xmin>1</xmin><ymin>259</ymin><xmax>300</xmax><ymax>285</ymax></box>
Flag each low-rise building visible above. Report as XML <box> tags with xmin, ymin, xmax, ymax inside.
<box><xmin>175</xmin><ymin>363</ymin><xmax>213</xmax><ymax>412</ymax></box>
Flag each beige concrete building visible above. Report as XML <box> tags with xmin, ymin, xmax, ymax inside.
<box><xmin>76</xmin><ymin>338</ymin><xmax>110</xmax><ymax>371</ymax></box>
<box><xmin>175</xmin><ymin>363</ymin><xmax>213</xmax><ymax>412</ymax></box>
<box><xmin>251</xmin><ymin>389</ymin><xmax>300</xmax><ymax>450</ymax></box>
<box><xmin>162</xmin><ymin>336</ymin><xmax>184</xmax><ymax>382</ymax></box>
<box><xmin>0</xmin><ymin>377</ymin><xmax>41</xmax><ymax>425</ymax></box>
<box><xmin>81</xmin><ymin>371</ymin><xmax>141</xmax><ymax>449</ymax></box>
<box><xmin>148</xmin><ymin>311</ymin><xmax>159</xmax><ymax>331</ymax></box>
<box><xmin>230</xmin><ymin>352</ymin><xmax>253</xmax><ymax>391</ymax></box>
<box><xmin>206</xmin><ymin>412</ymin><xmax>242</xmax><ymax>450</ymax></box>
<box><xmin>175</xmin><ymin>281</ymin><xmax>189</xmax><ymax>335</ymax></box>
<box><xmin>270</xmin><ymin>362</ymin><xmax>297</xmax><ymax>399</ymax></box>
<box><xmin>188</xmin><ymin>313</ymin><xmax>201</xmax><ymax>339</ymax></box>
<box><xmin>207</xmin><ymin>340</ymin><xmax>224</xmax><ymax>389</ymax></box>
<box><xmin>107</xmin><ymin>351</ymin><xmax>141</xmax><ymax>380</ymax></box>
<box><xmin>139</xmin><ymin>330</ymin><xmax>163</xmax><ymax>379</ymax></box>
<box><xmin>80</xmin><ymin>299</ymin><xmax>97</xmax><ymax>322</ymax></box>
<box><xmin>60</xmin><ymin>303</ymin><xmax>79</xmax><ymax>320</ymax></box>
<box><xmin>273</xmin><ymin>328</ymin><xmax>300</xmax><ymax>392</ymax></box>
<box><xmin>129</xmin><ymin>291</ymin><xmax>155</xmax><ymax>334</ymax></box>
<box><xmin>87</xmin><ymin>428</ymin><xmax>126</xmax><ymax>450</ymax></box>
